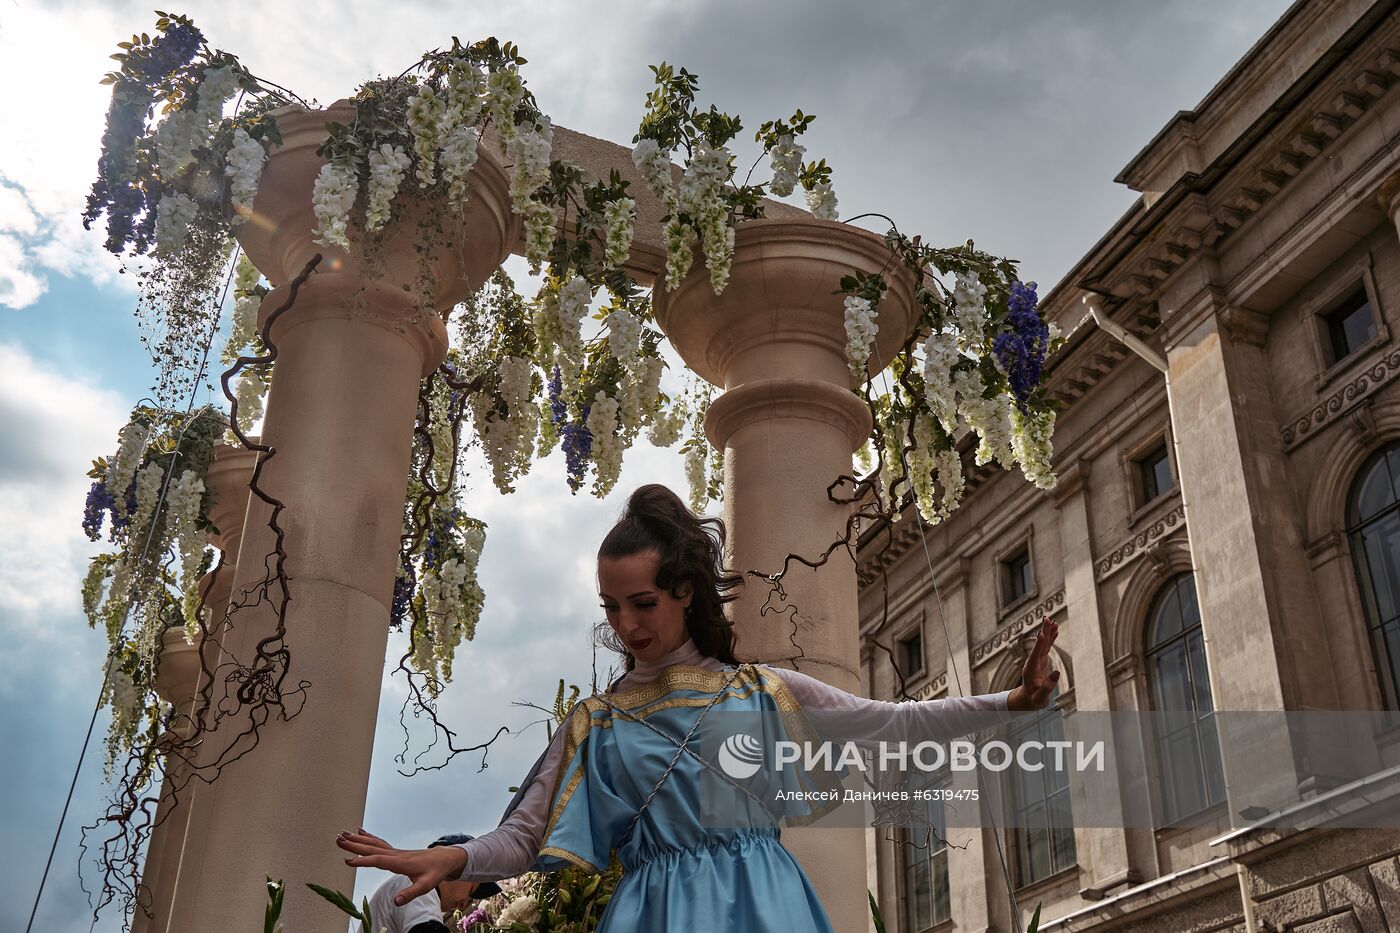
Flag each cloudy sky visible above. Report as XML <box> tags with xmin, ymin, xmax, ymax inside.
<box><xmin>1</xmin><ymin>0</ymin><xmax>1295</xmax><ymax>929</ymax></box>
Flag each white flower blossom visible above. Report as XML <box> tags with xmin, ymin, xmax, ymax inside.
<box><xmin>603</xmin><ymin>196</ymin><xmax>637</xmax><ymax>269</ymax></box>
<box><xmin>131</xmin><ymin>459</ymin><xmax>166</xmax><ymax>538</ymax></box>
<box><xmin>107</xmin><ymin>421</ymin><xmax>152</xmax><ymax>517</ymax></box>
<box><xmin>154</xmin><ymin>108</ymin><xmax>202</xmax><ymax>179</ymax></box>
<box><xmin>507</xmin><ymin>116</ymin><xmax>552</xmax><ymax>210</ymax></box>
<box><xmin>606</xmin><ymin>306</ymin><xmax>642</xmax><ymax>372</ymax></box>
<box><xmin>439</xmin><ymin>124</ymin><xmax>480</xmax><ymax>205</ymax></box>
<box><xmin>365</xmin><ymin>143</ymin><xmax>411</xmax><ymax>232</ymax></box>
<box><xmin>522</xmin><ymin>200</ymin><xmax>555</xmax><ymax>270</ymax></box>
<box><xmin>1011</xmin><ymin>404</ymin><xmax>1057</xmax><ymax>489</ymax></box>
<box><xmin>486</xmin><ymin>66</ymin><xmax>526</xmax><ymax>147</ymax></box>
<box><xmin>226</xmin><ymin>128</ymin><xmax>266</xmax><ymax>221</ymax></box>
<box><xmin>663</xmin><ymin>218</ymin><xmax>696</xmax><ymax>292</ymax></box>
<box><xmin>311</xmin><ymin>161</ymin><xmax>358</xmax><ymax>250</ymax></box>
<box><xmin>631</xmin><ymin>138</ymin><xmax>677</xmax><ymax>209</ymax></box>
<box><xmin>952</xmin><ymin>271</ymin><xmax>988</xmax><ymax>350</ymax></box>
<box><xmin>194</xmin><ymin>64</ymin><xmax>239</xmax><ymax>125</ymax></box>
<box><xmin>685</xmin><ymin>440</ymin><xmax>709</xmax><ymax>512</ymax></box>
<box><xmin>587</xmin><ymin>391</ymin><xmax>623</xmax><ymax>497</ymax></box>
<box><xmin>406</xmin><ymin>85</ymin><xmax>446</xmax><ymax>187</ymax></box>
<box><xmin>648</xmin><ymin>405</ymin><xmax>685</xmax><ymax>447</ymax></box>
<box><xmin>154</xmin><ymin>192</ymin><xmax>199</xmax><ymax>256</ymax></box>
<box><xmin>442</xmin><ymin>61</ymin><xmax>487</xmax><ymax>128</ymax></box>
<box><xmin>676</xmin><ymin>142</ymin><xmax>730</xmax><ymax>216</ymax></box>
<box><xmin>496</xmin><ymin>895</ymin><xmax>540</xmax><ymax>927</ymax></box>
<box><xmin>697</xmin><ymin>203</ymin><xmax>734</xmax><ymax>294</ymax></box>
<box><xmin>921</xmin><ymin>330</ymin><xmax>961</xmax><ymax>432</ymax></box>
<box><xmin>768</xmin><ymin>133</ymin><xmax>804</xmax><ymax>197</ymax></box>
<box><xmin>843</xmin><ymin>295</ymin><xmax>878</xmax><ymax>381</ymax></box>
<box><xmin>234</xmin><ymin>365</ymin><xmax>269</xmax><ymax>434</ymax></box>
<box><xmin>805</xmin><ymin>179</ymin><xmax>838</xmax><ymax>220</ymax></box>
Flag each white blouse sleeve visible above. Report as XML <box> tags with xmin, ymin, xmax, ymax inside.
<box><xmin>450</xmin><ymin>711</ymin><xmax>574</xmax><ymax>882</ymax></box>
<box><xmin>765</xmin><ymin>664</ymin><xmax>1014</xmax><ymax>747</ymax></box>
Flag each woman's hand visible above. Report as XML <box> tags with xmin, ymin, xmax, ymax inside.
<box><xmin>335</xmin><ymin>829</ymin><xmax>467</xmax><ymax>906</ymax></box>
<box><xmin>1008</xmin><ymin>616</ymin><xmax>1061</xmax><ymax>711</ymax></box>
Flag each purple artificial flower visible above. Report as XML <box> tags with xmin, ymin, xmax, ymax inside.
<box><xmin>561</xmin><ymin>411</ymin><xmax>593</xmax><ymax>493</ymax></box>
<box><xmin>83</xmin><ymin>480</ymin><xmax>115</xmax><ymax>541</ymax></box>
<box><xmin>132</xmin><ymin>22</ymin><xmax>205</xmax><ymax>82</ymax></box>
<box><xmin>992</xmin><ymin>280</ymin><xmax>1049</xmax><ymax>413</ymax></box>
<box><xmin>390</xmin><ymin>559</ymin><xmax>417</xmax><ymax>631</ymax></box>
<box><xmin>459</xmin><ymin>906</ymin><xmax>491</xmax><ymax>930</ymax></box>
<box><xmin>547</xmin><ymin>365</ymin><xmax>566</xmax><ymax>427</ymax></box>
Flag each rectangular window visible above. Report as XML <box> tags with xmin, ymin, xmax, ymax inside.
<box><xmin>1010</xmin><ymin>699</ymin><xmax>1077</xmax><ymax>887</ymax></box>
<box><xmin>900</xmin><ymin>784</ymin><xmax>951</xmax><ymax>930</ymax></box>
<box><xmin>1003</xmin><ymin>547</ymin><xmax>1033</xmax><ymax>606</ymax></box>
<box><xmin>898</xmin><ymin>630</ymin><xmax>924</xmax><ymax>678</ymax></box>
<box><xmin>1137</xmin><ymin>444</ymin><xmax>1174</xmax><ymax>505</ymax></box>
<box><xmin>1324</xmin><ymin>287</ymin><xmax>1377</xmax><ymax>365</ymax></box>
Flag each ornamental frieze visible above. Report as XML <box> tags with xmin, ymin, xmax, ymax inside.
<box><xmin>911</xmin><ymin>671</ymin><xmax>948</xmax><ymax>701</ymax></box>
<box><xmin>1281</xmin><ymin>346</ymin><xmax>1400</xmax><ymax>450</ymax></box>
<box><xmin>1094</xmin><ymin>504</ymin><xmax>1186</xmax><ymax>581</ymax></box>
<box><xmin>971</xmin><ymin>587</ymin><xmax>1066</xmax><ymax>668</ymax></box>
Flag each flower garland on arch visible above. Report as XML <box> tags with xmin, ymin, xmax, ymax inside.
<box><xmin>78</xmin><ymin>15</ymin><xmax>1066</xmax><ymax>923</ymax></box>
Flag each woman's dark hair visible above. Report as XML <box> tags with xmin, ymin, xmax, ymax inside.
<box><xmin>595</xmin><ymin>484</ymin><xmax>743</xmax><ymax>672</ymax></box>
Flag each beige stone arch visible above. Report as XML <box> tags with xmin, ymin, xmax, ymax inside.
<box><xmin>1108</xmin><ymin>534</ymin><xmax>1195</xmax><ymax>664</ymax></box>
<box><xmin>1304</xmin><ymin>396</ymin><xmax>1400</xmax><ymax>545</ymax></box>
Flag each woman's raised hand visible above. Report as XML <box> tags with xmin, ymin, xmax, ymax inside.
<box><xmin>1009</xmin><ymin>616</ymin><xmax>1061</xmax><ymax>711</ymax></box>
<box><xmin>335</xmin><ymin>829</ymin><xmax>467</xmax><ymax>906</ymax></box>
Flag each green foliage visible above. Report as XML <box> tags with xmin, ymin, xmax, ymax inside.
<box><xmin>868</xmin><ymin>889</ymin><xmax>886</xmax><ymax>933</ymax></box>
<box><xmin>264</xmin><ymin>877</ymin><xmax>285</xmax><ymax>933</ymax></box>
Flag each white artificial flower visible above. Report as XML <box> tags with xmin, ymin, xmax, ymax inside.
<box><xmin>697</xmin><ymin>203</ymin><xmax>734</xmax><ymax>294</ymax></box>
<box><xmin>107</xmin><ymin>421</ymin><xmax>153</xmax><ymax>516</ymax></box>
<box><xmin>154</xmin><ymin>192</ymin><xmax>199</xmax><ymax>256</ymax></box>
<box><xmin>496</xmin><ymin>895</ymin><xmax>540</xmax><ymax>927</ymax></box>
<box><xmin>439</xmin><ymin>124</ymin><xmax>480</xmax><ymax>205</ymax></box>
<box><xmin>365</xmin><ymin>143</ymin><xmax>411</xmax><ymax>232</ymax></box>
<box><xmin>1011</xmin><ymin>404</ymin><xmax>1056</xmax><ymax>490</ymax></box>
<box><xmin>154</xmin><ymin>108</ymin><xmax>202</xmax><ymax>179</ymax></box>
<box><xmin>603</xmin><ymin>196</ymin><xmax>637</xmax><ymax>269</ymax></box>
<box><xmin>843</xmin><ymin>295</ymin><xmax>878</xmax><ymax>381</ymax></box>
<box><xmin>131</xmin><ymin>459</ymin><xmax>166</xmax><ymax>538</ymax></box>
<box><xmin>311</xmin><ymin>162</ymin><xmax>358</xmax><ymax>250</ymax></box>
<box><xmin>631</xmin><ymin>138</ymin><xmax>677</xmax><ymax>209</ymax></box>
<box><xmin>234</xmin><ymin>365</ymin><xmax>269</xmax><ymax>434</ymax></box>
<box><xmin>195</xmin><ymin>64</ymin><xmax>239</xmax><ymax>125</ymax></box>
<box><xmin>921</xmin><ymin>330</ymin><xmax>961</xmax><ymax>432</ymax></box>
<box><xmin>606</xmin><ymin>306</ymin><xmax>642</xmax><ymax>371</ymax></box>
<box><xmin>587</xmin><ymin>391</ymin><xmax>623</xmax><ymax>497</ymax></box>
<box><xmin>805</xmin><ymin>179</ymin><xmax>838</xmax><ymax>220</ymax></box>
<box><xmin>768</xmin><ymin>133</ymin><xmax>804</xmax><ymax>197</ymax></box>
<box><xmin>677</xmin><ymin>142</ymin><xmax>730</xmax><ymax>216</ymax></box>
<box><xmin>951</xmin><ymin>271</ymin><xmax>988</xmax><ymax>350</ymax></box>
<box><xmin>486</xmin><ymin>65</ymin><xmax>526</xmax><ymax>147</ymax></box>
<box><xmin>685</xmin><ymin>440</ymin><xmax>709</xmax><ymax>513</ymax></box>
<box><xmin>406</xmin><ymin>84</ymin><xmax>446</xmax><ymax>187</ymax></box>
<box><xmin>508</xmin><ymin>116</ymin><xmax>553</xmax><ymax>209</ymax></box>
<box><xmin>647</xmin><ymin>405</ymin><xmax>685</xmax><ymax>447</ymax></box>
<box><xmin>442</xmin><ymin>61</ymin><xmax>487</xmax><ymax>128</ymax></box>
<box><xmin>663</xmin><ymin>217</ymin><xmax>695</xmax><ymax>292</ymax></box>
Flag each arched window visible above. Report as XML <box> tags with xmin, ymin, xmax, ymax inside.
<box><xmin>899</xmin><ymin>777</ymin><xmax>950</xmax><ymax>931</ymax></box>
<box><xmin>1008</xmin><ymin>688</ymin><xmax>1076</xmax><ymax>886</ymax></box>
<box><xmin>1145</xmin><ymin>572</ymin><xmax>1225</xmax><ymax>822</ymax></box>
<box><xmin>1347</xmin><ymin>445</ymin><xmax>1400</xmax><ymax>711</ymax></box>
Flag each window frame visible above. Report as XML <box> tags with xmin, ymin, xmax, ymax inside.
<box><xmin>897</xmin><ymin>625</ymin><xmax>926</xmax><ymax>681</ymax></box>
<box><xmin>1345</xmin><ymin>444</ymin><xmax>1400</xmax><ymax>716</ymax></box>
<box><xmin>1298</xmin><ymin>254</ymin><xmax>1388</xmax><ymax>391</ymax></box>
<box><xmin>1122</xmin><ymin>425</ymin><xmax>1178</xmax><ymax>524</ymax></box>
<box><xmin>1004</xmin><ymin>688</ymin><xmax>1078</xmax><ymax>890</ymax></box>
<box><xmin>897</xmin><ymin>774</ymin><xmax>953</xmax><ymax>932</ymax></box>
<box><xmin>1143</xmin><ymin>572</ymin><xmax>1227</xmax><ymax>826</ymax></box>
<box><xmin>995</xmin><ymin>530</ymin><xmax>1038</xmax><ymax>619</ymax></box>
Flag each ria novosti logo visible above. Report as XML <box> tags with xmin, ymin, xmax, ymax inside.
<box><xmin>718</xmin><ymin>732</ymin><xmax>765</xmax><ymax>779</ymax></box>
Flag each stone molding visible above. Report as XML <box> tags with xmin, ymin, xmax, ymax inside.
<box><xmin>1095</xmin><ymin>503</ymin><xmax>1187</xmax><ymax>582</ymax></box>
<box><xmin>971</xmin><ymin>586</ymin><xmax>1066</xmax><ymax>668</ymax></box>
<box><xmin>1282</xmin><ymin>348</ymin><xmax>1400</xmax><ymax>450</ymax></box>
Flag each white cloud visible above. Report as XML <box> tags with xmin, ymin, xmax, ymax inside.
<box><xmin>0</xmin><ymin>342</ymin><xmax>128</xmax><ymax>688</ymax></box>
<box><xmin>0</xmin><ymin>235</ymin><xmax>47</xmax><ymax>308</ymax></box>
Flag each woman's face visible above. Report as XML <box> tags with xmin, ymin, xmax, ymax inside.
<box><xmin>598</xmin><ymin>549</ymin><xmax>692</xmax><ymax>663</ymax></box>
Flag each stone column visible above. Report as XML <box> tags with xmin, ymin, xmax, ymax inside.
<box><xmin>654</xmin><ymin>218</ymin><xmax>916</xmax><ymax>933</ymax></box>
<box><xmin>143</xmin><ymin>441</ymin><xmax>257</xmax><ymax>933</ymax></box>
<box><xmin>1051</xmin><ymin>459</ymin><xmax>1139</xmax><ymax>898</ymax></box>
<box><xmin>172</xmin><ymin>103</ymin><xmax>517</xmax><ymax>933</ymax></box>
<box><xmin>1163</xmin><ymin>295</ymin><xmax>1332</xmax><ymax>815</ymax></box>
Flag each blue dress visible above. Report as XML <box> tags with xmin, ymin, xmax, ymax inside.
<box><xmin>528</xmin><ymin>662</ymin><xmax>845</xmax><ymax>931</ymax></box>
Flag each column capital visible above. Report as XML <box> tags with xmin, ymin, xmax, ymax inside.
<box><xmin>1376</xmin><ymin>172</ymin><xmax>1400</xmax><ymax>218</ymax></box>
<box><xmin>1051</xmin><ymin>456</ymin><xmax>1093</xmax><ymax>506</ymax></box>
<box><xmin>705</xmin><ymin>377</ymin><xmax>872</xmax><ymax>452</ymax></box>
<box><xmin>1217</xmin><ymin>304</ymin><xmax>1271</xmax><ymax>347</ymax></box>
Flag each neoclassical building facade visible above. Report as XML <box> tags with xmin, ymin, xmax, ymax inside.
<box><xmin>859</xmin><ymin>1</ymin><xmax>1400</xmax><ymax>929</ymax></box>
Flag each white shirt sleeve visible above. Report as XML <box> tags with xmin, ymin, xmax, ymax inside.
<box><xmin>363</xmin><ymin>874</ymin><xmax>443</xmax><ymax>933</ymax></box>
<box><xmin>451</xmin><ymin>711</ymin><xmax>574</xmax><ymax>882</ymax></box>
<box><xmin>765</xmin><ymin>664</ymin><xmax>1014</xmax><ymax>747</ymax></box>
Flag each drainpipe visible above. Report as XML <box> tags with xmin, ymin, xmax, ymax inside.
<box><xmin>1072</xmin><ymin>295</ymin><xmax>1259</xmax><ymax>932</ymax></box>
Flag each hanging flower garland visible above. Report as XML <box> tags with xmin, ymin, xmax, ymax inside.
<box><xmin>80</xmin><ymin>404</ymin><xmax>224</xmax><ymax>772</ymax></box>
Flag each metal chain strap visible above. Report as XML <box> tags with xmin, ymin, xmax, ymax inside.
<box><xmin>597</xmin><ymin>663</ymin><xmax>775</xmax><ymax>849</ymax></box>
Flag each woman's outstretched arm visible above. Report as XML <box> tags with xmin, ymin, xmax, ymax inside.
<box><xmin>335</xmin><ymin>709</ymin><xmax>575</xmax><ymax>904</ymax></box>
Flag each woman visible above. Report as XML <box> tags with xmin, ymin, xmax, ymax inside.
<box><xmin>337</xmin><ymin>484</ymin><xmax>1061</xmax><ymax>930</ymax></box>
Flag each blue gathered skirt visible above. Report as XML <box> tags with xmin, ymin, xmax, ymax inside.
<box><xmin>529</xmin><ymin>663</ymin><xmax>842</xmax><ymax>931</ymax></box>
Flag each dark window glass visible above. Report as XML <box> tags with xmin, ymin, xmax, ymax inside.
<box><xmin>1348</xmin><ymin>446</ymin><xmax>1400</xmax><ymax>712</ymax></box>
<box><xmin>1325</xmin><ymin>288</ymin><xmax>1376</xmax><ymax>364</ymax></box>
<box><xmin>1005</xmin><ymin>548</ymin><xmax>1033</xmax><ymax>605</ymax></box>
<box><xmin>1139</xmin><ymin>444</ymin><xmax>1174</xmax><ymax>504</ymax></box>
<box><xmin>899</xmin><ymin>630</ymin><xmax>924</xmax><ymax>678</ymax></box>
<box><xmin>900</xmin><ymin>788</ymin><xmax>950</xmax><ymax>930</ymax></box>
<box><xmin>1009</xmin><ymin>689</ymin><xmax>1076</xmax><ymax>886</ymax></box>
<box><xmin>1146</xmin><ymin>573</ymin><xmax>1226</xmax><ymax>823</ymax></box>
